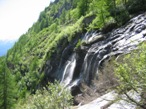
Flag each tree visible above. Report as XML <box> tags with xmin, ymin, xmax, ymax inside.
<box><xmin>126</xmin><ymin>0</ymin><xmax>146</xmax><ymax>14</ymax></box>
<box><xmin>60</xmin><ymin>8</ymin><xmax>66</xmax><ymax>24</ymax></box>
<box><xmin>0</xmin><ymin>58</ymin><xmax>17</xmax><ymax>109</ymax></box>
<box><xmin>115</xmin><ymin>43</ymin><xmax>146</xmax><ymax>109</ymax></box>
<box><xmin>78</xmin><ymin>0</ymin><xmax>90</xmax><ymax>17</ymax></box>
<box><xmin>105</xmin><ymin>0</ymin><xmax>130</xmax><ymax>25</ymax></box>
<box><xmin>97</xmin><ymin>0</ymin><xmax>110</xmax><ymax>26</ymax></box>
<box><xmin>89</xmin><ymin>0</ymin><xmax>111</xmax><ymax>29</ymax></box>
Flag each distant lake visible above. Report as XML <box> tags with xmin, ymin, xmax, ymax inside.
<box><xmin>0</xmin><ymin>40</ymin><xmax>15</xmax><ymax>57</ymax></box>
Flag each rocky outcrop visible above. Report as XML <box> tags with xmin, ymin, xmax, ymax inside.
<box><xmin>44</xmin><ymin>13</ymin><xmax>146</xmax><ymax>105</ymax></box>
<box><xmin>77</xmin><ymin>90</ymin><xmax>141</xmax><ymax>109</ymax></box>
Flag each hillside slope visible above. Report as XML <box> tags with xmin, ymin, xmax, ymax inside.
<box><xmin>0</xmin><ymin>0</ymin><xmax>146</xmax><ymax>108</ymax></box>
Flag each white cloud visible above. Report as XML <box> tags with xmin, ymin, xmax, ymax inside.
<box><xmin>0</xmin><ymin>0</ymin><xmax>50</xmax><ymax>41</ymax></box>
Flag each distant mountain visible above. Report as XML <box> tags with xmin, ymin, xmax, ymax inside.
<box><xmin>0</xmin><ymin>40</ymin><xmax>15</xmax><ymax>57</ymax></box>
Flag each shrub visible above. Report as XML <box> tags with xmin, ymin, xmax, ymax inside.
<box><xmin>16</xmin><ymin>81</ymin><xmax>73</xmax><ymax>109</ymax></box>
<box><xmin>75</xmin><ymin>39</ymin><xmax>82</xmax><ymax>50</ymax></box>
<box><xmin>115</xmin><ymin>43</ymin><xmax>146</xmax><ymax>109</ymax></box>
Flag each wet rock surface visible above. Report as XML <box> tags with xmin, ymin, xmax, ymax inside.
<box><xmin>45</xmin><ymin>12</ymin><xmax>146</xmax><ymax>87</ymax></box>
<box><xmin>45</xmin><ymin>13</ymin><xmax>146</xmax><ymax>107</ymax></box>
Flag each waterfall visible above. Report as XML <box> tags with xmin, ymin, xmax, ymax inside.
<box><xmin>57</xmin><ymin>12</ymin><xmax>146</xmax><ymax>87</ymax></box>
<box><xmin>80</xmin><ymin>13</ymin><xmax>146</xmax><ymax>83</ymax></box>
<box><xmin>61</xmin><ymin>53</ymin><xmax>76</xmax><ymax>86</ymax></box>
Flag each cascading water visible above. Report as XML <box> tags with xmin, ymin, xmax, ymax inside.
<box><xmin>80</xmin><ymin>13</ymin><xmax>146</xmax><ymax>84</ymax></box>
<box><xmin>60</xmin><ymin>53</ymin><xmax>76</xmax><ymax>86</ymax></box>
<box><xmin>58</xmin><ymin>12</ymin><xmax>146</xmax><ymax>87</ymax></box>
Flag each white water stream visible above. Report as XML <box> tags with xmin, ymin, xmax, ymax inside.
<box><xmin>60</xmin><ymin>53</ymin><xmax>76</xmax><ymax>86</ymax></box>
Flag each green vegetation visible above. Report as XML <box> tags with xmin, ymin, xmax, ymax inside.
<box><xmin>16</xmin><ymin>81</ymin><xmax>73</xmax><ymax>109</ymax></box>
<box><xmin>0</xmin><ymin>57</ymin><xmax>17</xmax><ymax>109</ymax></box>
<box><xmin>0</xmin><ymin>0</ymin><xmax>146</xmax><ymax>108</ymax></box>
<box><xmin>115</xmin><ymin>43</ymin><xmax>146</xmax><ymax>109</ymax></box>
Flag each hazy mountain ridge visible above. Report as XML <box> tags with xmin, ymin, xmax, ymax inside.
<box><xmin>0</xmin><ymin>40</ymin><xmax>15</xmax><ymax>56</ymax></box>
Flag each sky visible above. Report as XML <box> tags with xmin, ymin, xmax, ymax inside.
<box><xmin>0</xmin><ymin>0</ymin><xmax>51</xmax><ymax>41</ymax></box>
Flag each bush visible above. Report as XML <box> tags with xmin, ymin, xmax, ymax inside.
<box><xmin>75</xmin><ymin>39</ymin><xmax>82</xmax><ymax>50</ymax></box>
<box><xmin>115</xmin><ymin>43</ymin><xmax>146</xmax><ymax>109</ymax></box>
<box><xmin>16</xmin><ymin>81</ymin><xmax>73</xmax><ymax>109</ymax></box>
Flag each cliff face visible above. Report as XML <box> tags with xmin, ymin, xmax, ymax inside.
<box><xmin>3</xmin><ymin>0</ymin><xmax>146</xmax><ymax>98</ymax></box>
<box><xmin>44</xmin><ymin>12</ymin><xmax>146</xmax><ymax>89</ymax></box>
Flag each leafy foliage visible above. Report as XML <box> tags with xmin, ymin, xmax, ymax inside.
<box><xmin>0</xmin><ymin>57</ymin><xmax>18</xmax><ymax>109</ymax></box>
<box><xmin>16</xmin><ymin>81</ymin><xmax>73</xmax><ymax>109</ymax></box>
<box><xmin>115</xmin><ymin>43</ymin><xmax>146</xmax><ymax>108</ymax></box>
<box><xmin>0</xmin><ymin>0</ymin><xmax>145</xmax><ymax>108</ymax></box>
